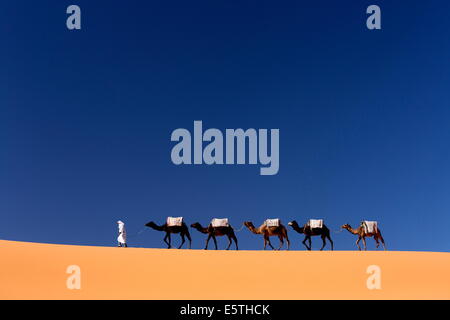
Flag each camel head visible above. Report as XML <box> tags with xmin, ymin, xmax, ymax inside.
<box><xmin>190</xmin><ymin>222</ymin><xmax>202</xmax><ymax>229</ymax></box>
<box><xmin>145</xmin><ymin>221</ymin><xmax>157</xmax><ymax>228</ymax></box>
<box><xmin>243</xmin><ymin>221</ymin><xmax>254</xmax><ymax>229</ymax></box>
<box><xmin>341</xmin><ymin>223</ymin><xmax>351</xmax><ymax>230</ymax></box>
<box><xmin>288</xmin><ymin>220</ymin><xmax>298</xmax><ymax>228</ymax></box>
<box><xmin>145</xmin><ymin>221</ymin><xmax>166</xmax><ymax>231</ymax></box>
<box><xmin>244</xmin><ymin>221</ymin><xmax>262</xmax><ymax>234</ymax></box>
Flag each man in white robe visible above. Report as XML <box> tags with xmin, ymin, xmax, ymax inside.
<box><xmin>117</xmin><ymin>220</ymin><xmax>127</xmax><ymax>247</ymax></box>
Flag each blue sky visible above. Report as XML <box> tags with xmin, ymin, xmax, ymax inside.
<box><xmin>1</xmin><ymin>1</ymin><xmax>449</xmax><ymax>251</ymax></box>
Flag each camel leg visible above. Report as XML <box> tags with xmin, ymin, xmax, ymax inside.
<box><xmin>320</xmin><ymin>235</ymin><xmax>326</xmax><ymax>251</ymax></box>
<box><xmin>266</xmin><ymin>236</ymin><xmax>275</xmax><ymax>250</ymax></box>
<box><xmin>229</xmin><ymin>231</ymin><xmax>238</xmax><ymax>250</ymax></box>
<box><xmin>277</xmin><ymin>235</ymin><xmax>284</xmax><ymax>250</ymax></box>
<box><xmin>226</xmin><ymin>235</ymin><xmax>232</xmax><ymax>250</ymax></box>
<box><xmin>205</xmin><ymin>234</ymin><xmax>212</xmax><ymax>250</ymax></box>
<box><xmin>263</xmin><ymin>237</ymin><xmax>267</xmax><ymax>250</ymax></box>
<box><xmin>362</xmin><ymin>237</ymin><xmax>367</xmax><ymax>251</ymax></box>
<box><xmin>186</xmin><ymin>232</ymin><xmax>192</xmax><ymax>249</ymax></box>
<box><xmin>163</xmin><ymin>233</ymin><xmax>169</xmax><ymax>248</ymax></box>
<box><xmin>284</xmin><ymin>231</ymin><xmax>290</xmax><ymax>250</ymax></box>
<box><xmin>178</xmin><ymin>234</ymin><xmax>185</xmax><ymax>249</ymax></box>
<box><xmin>374</xmin><ymin>235</ymin><xmax>380</xmax><ymax>249</ymax></box>
<box><xmin>233</xmin><ymin>234</ymin><xmax>239</xmax><ymax>250</ymax></box>
<box><xmin>302</xmin><ymin>236</ymin><xmax>311</xmax><ymax>251</ymax></box>
<box><xmin>212</xmin><ymin>235</ymin><xmax>218</xmax><ymax>250</ymax></box>
<box><xmin>327</xmin><ymin>234</ymin><xmax>334</xmax><ymax>251</ymax></box>
<box><xmin>378</xmin><ymin>232</ymin><xmax>386</xmax><ymax>250</ymax></box>
<box><xmin>308</xmin><ymin>237</ymin><xmax>312</xmax><ymax>251</ymax></box>
<box><xmin>356</xmin><ymin>236</ymin><xmax>362</xmax><ymax>251</ymax></box>
<box><xmin>166</xmin><ymin>233</ymin><xmax>173</xmax><ymax>249</ymax></box>
<box><xmin>268</xmin><ymin>239</ymin><xmax>275</xmax><ymax>250</ymax></box>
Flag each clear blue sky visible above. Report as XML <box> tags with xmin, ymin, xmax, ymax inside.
<box><xmin>1</xmin><ymin>1</ymin><xmax>449</xmax><ymax>251</ymax></box>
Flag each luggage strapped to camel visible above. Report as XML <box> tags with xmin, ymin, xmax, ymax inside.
<box><xmin>265</xmin><ymin>218</ymin><xmax>280</xmax><ymax>227</ymax></box>
<box><xmin>362</xmin><ymin>221</ymin><xmax>378</xmax><ymax>233</ymax></box>
<box><xmin>211</xmin><ymin>218</ymin><xmax>229</xmax><ymax>227</ymax></box>
<box><xmin>308</xmin><ymin>219</ymin><xmax>323</xmax><ymax>229</ymax></box>
<box><xmin>167</xmin><ymin>216</ymin><xmax>183</xmax><ymax>227</ymax></box>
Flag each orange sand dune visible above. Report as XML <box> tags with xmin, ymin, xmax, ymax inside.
<box><xmin>0</xmin><ymin>240</ymin><xmax>449</xmax><ymax>300</ymax></box>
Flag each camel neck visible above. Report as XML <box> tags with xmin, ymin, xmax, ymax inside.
<box><xmin>248</xmin><ymin>226</ymin><xmax>262</xmax><ymax>234</ymax></box>
<box><xmin>196</xmin><ymin>225</ymin><xmax>208</xmax><ymax>234</ymax></box>
<box><xmin>149</xmin><ymin>223</ymin><xmax>165</xmax><ymax>231</ymax></box>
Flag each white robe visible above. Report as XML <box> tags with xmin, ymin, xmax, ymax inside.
<box><xmin>117</xmin><ymin>221</ymin><xmax>127</xmax><ymax>244</ymax></box>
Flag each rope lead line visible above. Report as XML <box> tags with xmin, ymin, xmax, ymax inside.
<box><xmin>233</xmin><ymin>223</ymin><xmax>246</xmax><ymax>233</ymax></box>
<box><xmin>127</xmin><ymin>228</ymin><xmax>147</xmax><ymax>239</ymax></box>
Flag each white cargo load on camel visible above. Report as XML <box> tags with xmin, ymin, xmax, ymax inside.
<box><xmin>211</xmin><ymin>218</ymin><xmax>229</xmax><ymax>227</ymax></box>
<box><xmin>167</xmin><ymin>217</ymin><xmax>183</xmax><ymax>227</ymax></box>
<box><xmin>308</xmin><ymin>219</ymin><xmax>323</xmax><ymax>229</ymax></box>
<box><xmin>362</xmin><ymin>221</ymin><xmax>378</xmax><ymax>233</ymax></box>
<box><xmin>265</xmin><ymin>218</ymin><xmax>280</xmax><ymax>227</ymax></box>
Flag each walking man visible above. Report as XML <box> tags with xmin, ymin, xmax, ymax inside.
<box><xmin>117</xmin><ymin>220</ymin><xmax>127</xmax><ymax>247</ymax></box>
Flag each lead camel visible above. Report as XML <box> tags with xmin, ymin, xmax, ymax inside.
<box><xmin>145</xmin><ymin>221</ymin><xmax>192</xmax><ymax>249</ymax></box>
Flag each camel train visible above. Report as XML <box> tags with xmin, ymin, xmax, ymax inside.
<box><xmin>144</xmin><ymin>217</ymin><xmax>386</xmax><ymax>251</ymax></box>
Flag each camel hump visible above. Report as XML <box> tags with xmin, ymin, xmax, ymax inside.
<box><xmin>307</xmin><ymin>219</ymin><xmax>324</xmax><ymax>229</ymax></box>
<box><xmin>167</xmin><ymin>217</ymin><xmax>184</xmax><ymax>227</ymax></box>
<box><xmin>211</xmin><ymin>218</ymin><xmax>229</xmax><ymax>228</ymax></box>
<box><xmin>265</xmin><ymin>218</ymin><xmax>280</xmax><ymax>227</ymax></box>
<box><xmin>362</xmin><ymin>221</ymin><xmax>378</xmax><ymax>233</ymax></box>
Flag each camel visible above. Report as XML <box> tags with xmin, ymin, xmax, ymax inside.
<box><xmin>341</xmin><ymin>223</ymin><xmax>386</xmax><ymax>251</ymax></box>
<box><xmin>190</xmin><ymin>222</ymin><xmax>239</xmax><ymax>250</ymax></box>
<box><xmin>243</xmin><ymin>221</ymin><xmax>290</xmax><ymax>250</ymax></box>
<box><xmin>288</xmin><ymin>220</ymin><xmax>334</xmax><ymax>251</ymax></box>
<box><xmin>145</xmin><ymin>221</ymin><xmax>192</xmax><ymax>249</ymax></box>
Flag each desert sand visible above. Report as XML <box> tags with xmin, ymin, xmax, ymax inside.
<box><xmin>0</xmin><ymin>240</ymin><xmax>449</xmax><ymax>299</ymax></box>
